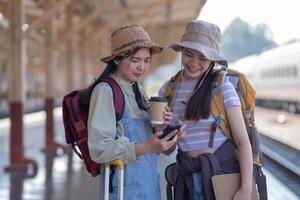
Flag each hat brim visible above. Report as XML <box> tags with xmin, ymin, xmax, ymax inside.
<box><xmin>101</xmin><ymin>41</ymin><xmax>163</xmax><ymax>63</ymax></box>
<box><xmin>169</xmin><ymin>41</ymin><xmax>228</xmax><ymax>67</ymax></box>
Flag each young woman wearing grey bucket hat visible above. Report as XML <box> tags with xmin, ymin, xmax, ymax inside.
<box><xmin>159</xmin><ymin>20</ymin><xmax>253</xmax><ymax>200</ymax></box>
<box><xmin>80</xmin><ymin>24</ymin><xmax>183</xmax><ymax>200</ymax></box>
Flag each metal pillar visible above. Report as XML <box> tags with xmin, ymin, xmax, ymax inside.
<box><xmin>5</xmin><ymin>0</ymin><xmax>38</xmax><ymax>174</ymax></box>
<box><xmin>42</xmin><ymin>1</ymin><xmax>65</xmax><ymax>153</ymax></box>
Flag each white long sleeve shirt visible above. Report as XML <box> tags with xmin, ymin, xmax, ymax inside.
<box><xmin>87</xmin><ymin>74</ymin><xmax>149</xmax><ymax>164</ymax></box>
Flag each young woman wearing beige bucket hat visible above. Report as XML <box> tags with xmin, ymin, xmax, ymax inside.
<box><xmin>159</xmin><ymin>20</ymin><xmax>253</xmax><ymax>200</ymax></box>
<box><xmin>80</xmin><ymin>24</ymin><xmax>184</xmax><ymax>200</ymax></box>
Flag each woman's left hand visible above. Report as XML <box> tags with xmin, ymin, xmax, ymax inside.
<box><xmin>233</xmin><ymin>187</ymin><xmax>252</xmax><ymax>200</ymax></box>
<box><xmin>163</xmin><ymin>106</ymin><xmax>173</xmax><ymax>124</ymax></box>
<box><xmin>177</xmin><ymin>124</ymin><xmax>187</xmax><ymax>139</ymax></box>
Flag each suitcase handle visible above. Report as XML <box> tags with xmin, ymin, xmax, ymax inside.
<box><xmin>105</xmin><ymin>160</ymin><xmax>124</xmax><ymax>170</ymax></box>
<box><xmin>104</xmin><ymin>160</ymin><xmax>124</xmax><ymax>200</ymax></box>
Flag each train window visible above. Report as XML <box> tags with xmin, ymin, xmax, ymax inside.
<box><xmin>260</xmin><ymin>66</ymin><xmax>297</xmax><ymax>78</ymax></box>
<box><xmin>288</xmin><ymin>66</ymin><xmax>293</xmax><ymax>77</ymax></box>
<box><xmin>288</xmin><ymin>66</ymin><xmax>296</xmax><ymax>77</ymax></box>
<box><xmin>284</xmin><ymin>67</ymin><xmax>287</xmax><ymax>77</ymax></box>
<box><xmin>279</xmin><ymin>67</ymin><xmax>282</xmax><ymax>77</ymax></box>
<box><xmin>289</xmin><ymin>66</ymin><xmax>292</xmax><ymax>77</ymax></box>
<box><xmin>286</xmin><ymin>66</ymin><xmax>290</xmax><ymax>76</ymax></box>
<box><xmin>278</xmin><ymin>68</ymin><xmax>282</xmax><ymax>77</ymax></box>
<box><xmin>283</xmin><ymin>67</ymin><xmax>287</xmax><ymax>77</ymax></box>
<box><xmin>279</xmin><ymin>67</ymin><xmax>283</xmax><ymax>77</ymax></box>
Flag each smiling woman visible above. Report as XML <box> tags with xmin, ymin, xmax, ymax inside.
<box><xmin>158</xmin><ymin>20</ymin><xmax>255</xmax><ymax>200</ymax></box>
<box><xmin>181</xmin><ymin>48</ymin><xmax>212</xmax><ymax>80</ymax></box>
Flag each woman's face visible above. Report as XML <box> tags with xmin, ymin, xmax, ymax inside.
<box><xmin>181</xmin><ymin>48</ymin><xmax>212</xmax><ymax>80</ymax></box>
<box><xmin>115</xmin><ymin>48</ymin><xmax>151</xmax><ymax>83</ymax></box>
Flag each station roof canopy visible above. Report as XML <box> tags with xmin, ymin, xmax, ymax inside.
<box><xmin>0</xmin><ymin>0</ymin><xmax>206</xmax><ymax>68</ymax></box>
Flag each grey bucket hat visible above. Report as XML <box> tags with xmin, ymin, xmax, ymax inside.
<box><xmin>169</xmin><ymin>20</ymin><xmax>228</xmax><ymax>67</ymax></box>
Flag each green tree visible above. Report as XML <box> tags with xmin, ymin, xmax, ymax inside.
<box><xmin>220</xmin><ymin>17</ymin><xmax>277</xmax><ymax>63</ymax></box>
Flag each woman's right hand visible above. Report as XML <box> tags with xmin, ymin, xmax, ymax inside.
<box><xmin>163</xmin><ymin>105</ymin><xmax>173</xmax><ymax>124</ymax></box>
<box><xmin>135</xmin><ymin>125</ymin><xmax>185</xmax><ymax>156</ymax></box>
<box><xmin>147</xmin><ymin>130</ymin><xmax>178</xmax><ymax>153</ymax></box>
<box><xmin>135</xmin><ymin>131</ymin><xmax>177</xmax><ymax>156</ymax></box>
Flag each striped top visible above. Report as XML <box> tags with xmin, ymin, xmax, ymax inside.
<box><xmin>159</xmin><ymin>76</ymin><xmax>241</xmax><ymax>151</ymax></box>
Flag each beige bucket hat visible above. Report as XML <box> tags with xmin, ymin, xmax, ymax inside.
<box><xmin>169</xmin><ymin>20</ymin><xmax>228</xmax><ymax>67</ymax></box>
<box><xmin>101</xmin><ymin>24</ymin><xmax>163</xmax><ymax>63</ymax></box>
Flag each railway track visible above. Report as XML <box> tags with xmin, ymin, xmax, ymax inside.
<box><xmin>260</xmin><ymin>134</ymin><xmax>300</xmax><ymax>197</ymax></box>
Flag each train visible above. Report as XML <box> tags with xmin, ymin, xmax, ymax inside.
<box><xmin>231</xmin><ymin>41</ymin><xmax>300</xmax><ymax>113</ymax></box>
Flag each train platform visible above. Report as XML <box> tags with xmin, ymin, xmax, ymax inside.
<box><xmin>0</xmin><ymin>108</ymin><xmax>299</xmax><ymax>200</ymax></box>
<box><xmin>255</xmin><ymin>107</ymin><xmax>300</xmax><ymax>151</ymax></box>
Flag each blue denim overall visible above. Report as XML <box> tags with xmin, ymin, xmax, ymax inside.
<box><xmin>99</xmin><ymin>108</ymin><xmax>161</xmax><ymax>200</ymax></box>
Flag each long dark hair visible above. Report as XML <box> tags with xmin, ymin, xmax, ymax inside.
<box><xmin>79</xmin><ymin>60</ymin><xmax>117</xmax><ymax>106</ymax></box>
<box><xmin>184</xmin><ymin>62</ymin><xmax>217</xmax><ymax>121</ymax></box>
<box><xmin>80</xmin><ymin>48</ymin><xmax>150</xmax><ymax>111</ymax></box>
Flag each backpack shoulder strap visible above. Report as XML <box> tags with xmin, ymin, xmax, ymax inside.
<box><xmin>236</xmin><ymin>71</ymin><xmax>256</xmax><ymax>112</ymax></box>
<box><xmin>225</xmin><ymin>68</ymin><xmax>256</xmax><ymax>120</ymax></box>
<box><xmin>211</xmin><ymin>70</ymin><xmax>232</xmax><ymax>139</ymax></box>
<box><xmin>212</xmin><ymin>69</ymin><xmax>263</xmax><ymax>166</ymax></box>
<box><xmin>164</xmin><ymin>70</ymin><xmax>184</xmax><ymax>106</ymax></box>
<box><xmin>100</xmin><ymin>77</ymin><xmax>125</xmax><ymax>121</ymax></box>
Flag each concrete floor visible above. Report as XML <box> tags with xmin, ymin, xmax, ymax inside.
<box><xmin>0</xmin><ymin>108</ymin><xmax>299</xmax><ymax>200</ymax></box>
<box><xmin>0</xmin><ymin>108</ymin><xmax>176</xmax><ymax>200</ymax></box>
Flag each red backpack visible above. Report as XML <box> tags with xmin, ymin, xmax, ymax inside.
<box><xmin>62</xmin><ymin>77</ymin><xmax>125</xmax><ymax>176</ymax></box>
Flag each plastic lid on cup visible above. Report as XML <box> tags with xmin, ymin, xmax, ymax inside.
<box><xmin>149</xmin><ymin>96</ymin><xmax>167</xmax><ymax>102</ymax></box>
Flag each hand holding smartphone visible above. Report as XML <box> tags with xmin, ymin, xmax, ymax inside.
<box><xmin>158</xmin><ymin>124</ymin><xmax>182</xmax><ymax>140</ymax></box>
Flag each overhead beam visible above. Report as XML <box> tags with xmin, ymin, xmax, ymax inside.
<box><xmin>74</xmin><ymin>0</ymin><xmax>119</xmax><ymax>32</ymax></box>
<box><xmin>25</xmin><ymin>7</ymin><xmax>44</xmax><ymax>17</ymax></box>
<box><xmin>137</xmin><ymin>0</ymin><xmax>199</xmax><ymax>27</ymax></box>
<box><xmin>28</xmin><ymin>30</ymin><xmax>45</xmax><ymax>44</ymax></box>
<box><xmin>88</xmin><ymin>0</ymin><xmax>199</xmax><ymax>43</ymax></box>
<box><xmin>22</xmin><ymin>0</ymin><xmax>73</xmax><ymax>38</ymax></box>
<box><xmin>76</xmin><ymin>0</ymin><xmax>166</xmax><ymax>32</ymax></box>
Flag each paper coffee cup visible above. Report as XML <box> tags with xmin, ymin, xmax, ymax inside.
<box><xmin>149</xmin><ymin>97</ymin><xmax>168</xmax><ymax>125</ymax></box>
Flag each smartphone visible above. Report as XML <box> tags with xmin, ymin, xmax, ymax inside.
<box><xmin>158</xmin><ymin>124</ymin><xmax>182</xmax><ymax>140</ymax></box>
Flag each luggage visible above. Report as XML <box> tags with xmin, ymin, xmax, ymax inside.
<box><xmin>104</xmin><ymin>160</ymin><xmax>124</xmax><ymax>200</ymax></box>
<box><xmin>165</xmin><ymin>163</ymin><xmax>176</xmax><ymax>200</ymax></box>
